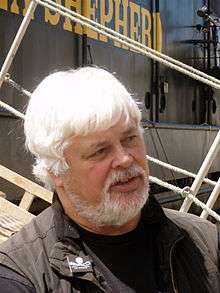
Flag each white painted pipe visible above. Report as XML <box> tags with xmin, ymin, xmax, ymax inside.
<box><xmin>147</xmin><ymin>155</ymin><xmax>217</xmax><ymax>187</ymax></box>
<box><xmin>180</xmin><ymin>130</ymin><xmax>220</xmax><ymax>212</ymax></box>
<box><xmin>200</xmin><ymin>176</ymin><xmax>220</xmax><ymax>219</ymax></box>
<box><xmin>0</xmin><ymin>0</ymin><xmax>37</xmax><ymax>89</ymax></box>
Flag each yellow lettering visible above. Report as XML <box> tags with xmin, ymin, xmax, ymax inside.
<box><xmin>22</xmin><ymin>0</ymin><xmax>32</xmax><ymax>15</ymax></box>
<box><xmin>0</xmin><ymin>0</ymin><xmax>8</xmax><ymax>11</ymax></box>
<box><xmin>22</xmin><ymin>0</ymin><xmax>35</xmax><ymax>20</ymax></box>
<box><xmin>114</xmin><ymin>0</ymin><xmax>128</xmax><ymax>48</ymax></box>
<box><xmin>100</xmin><ymin>0</ymin><xmax>113</xmax><ymax>42</ymax></box>
<box><xmin>141</xmin><ymin>7</ymin><xmax>151</xmax><ymax>48</ymax></box>
<box><xmin>63</xmin><ymin>0</ymin><xmax>82</xmax><ymax>34</ymax></box>
<box><xmin>10</xmin><ymin>0</ymin><xmax>19</xmax><ymax>14</ymax></box>
<box><xmin>153</xmin><ymin>12</ymin><xmax>162</xmax><ymax>52</ymax></box>
<box><xmin>45</xmin><ymin>0</ymin><xmax>61</xmax><ymax>25</ymax></box>
<box><xmin>82</xmin><ymin>0</ymin><xmax>98</xmax><ymax>39</ymax></box>
<box><xmin>129</xmin><ymin>2</ymin><xmax>140</xmax><ymax>43</ymax></box>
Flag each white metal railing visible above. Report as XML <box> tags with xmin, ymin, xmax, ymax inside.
<box><xmin>0</xmin><ymin>1</ymin><xmax>37</xmax><ymax>89</ymax></box>
<box><xmin>180</xmin><ymin>131</ymin><xmax>220</xmax><ymax>213</ymax></box>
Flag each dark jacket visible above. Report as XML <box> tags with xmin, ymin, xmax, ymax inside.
<box><xmin>0</xmin><ymin>196</ymin><xmax>219</xmax><ymax>293</ymax></box>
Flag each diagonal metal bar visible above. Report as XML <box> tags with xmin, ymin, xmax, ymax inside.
<box><xmin>147</xmin><ymin>155</ymin><xmax>217</xmax><ymax>187</ymax></box>
<box><xmin>180</xmin><ymin>130</ymin><xmax>220</xmax><ymax>212</ymax></box>
<box><xmin>200</xmin><ymin>177</ymin><xmax>220</xmax><ymax>219</ymax></box>
<box><xmin>0</xmin><ymin>0</ymin><xmax>37</xmax><ymax>89</ymax></box>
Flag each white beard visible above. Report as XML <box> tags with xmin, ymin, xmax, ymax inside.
<box><xmin>69</xmin><ymin>164</ymin><xmax>149</xmax><ymax>227</ymax></box>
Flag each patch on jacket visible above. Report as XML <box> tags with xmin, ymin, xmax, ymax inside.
<box><xmin>67</xmin><ymin>256</ymin><xmax>93</xmax><ymax>273</ymax></box>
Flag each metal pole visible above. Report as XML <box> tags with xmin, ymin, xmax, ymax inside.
<box><xmin>200</xmin><ymin>176</ymin><xmax>220</xmax><ymax>219</ymax></box>
<box><xmin>0</xmin><ymin>0</ymin><xmax>38</xmax><ymax>89</ymax></box>
<box><xmin>82</xmin><ymin>0</ymin><xmax>88</xmax><ymax>66</ymax></box>
<box><xmin>154</xmin><ymin>0</ymin><xmax>160</xmax><ymax>122</ymax></box>
<box><xmin>180</xmin><ymin>129</ymin><xmax>220</xmax><ymax>212</ymax></box>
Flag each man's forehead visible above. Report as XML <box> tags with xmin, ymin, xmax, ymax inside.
<box><xmin>65</xmin><ymin>122</ymin><xmax>140</xmax><ymax>156</ymax></box>
<box><xmin>87</xmin><ymin>123</ymin><xmax>139</xmax><ymax>147</ymax></box>
<box><xmin>73</xmin><ymin>123</ymin><xmax>138</xmax><ymax>147</ymax></box>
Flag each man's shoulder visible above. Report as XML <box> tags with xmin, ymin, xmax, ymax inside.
<box><xmin>164</xmin><ymin>207</ymin><xmax>217</xmax><ymax>230</ymax></box>
<box><xmin>164</xmin><ymin>208</ymin><xmax>218</xmax><ymax>261</ymax></box>
<box><xmin>0</xmin><ymin>205</ymin><xmax>56</xmax><ymax>253</ymax></box>
<box><xmin>0</xmin><ymin>265</ymin><xmax>36</xmax><ymax>293</ymax></box>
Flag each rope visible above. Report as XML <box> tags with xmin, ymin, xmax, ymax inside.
<box><xmin>35</xmin><ymin>0</ymin><xmax>220</xmax><ymax>89</ymax></box>
<box><xmin>182</xmin><ymin>186</ymin><xmax>220</xmax><ymax>221</ymax></box>
<box><xmin>0</xmin><ymin>100</ymin><xmax>25</xmax><ymax>119</ymax></box>
<box><xmin>180</xmin><ymin>130</ymin><xmax>220</xmax><ymax>212</ymax></box>
<box><xmin>0</xmin><ymin>74</ymin><xmax>28</xmax><ymax>119</ymax></box>
<box><xmin>147</xmin><ymin>155</ymin><xmax>217</xmax><ymax>186</ymax></box>
<box><xmin>149</xmin><ymin>176</ymin><xmax>220</xmax><ymax>222</ymax></box>
<box><xmin>150</xmin><ymin>125</ymin><xmax>178</xmax><ymax>185</ymax></box>
<box><xmin>4</xmin><ymin>74</ymin><xmax>31</xmax><ymax>97</ymax></box>
<box><xmin>150</xmin><ymin>175</ymin><xmax>183</xmax><ymax>193</ymax></box>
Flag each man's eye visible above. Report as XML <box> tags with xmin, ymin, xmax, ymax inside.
<box><xmin>124</xmin><ymin>135</ymin><xmax>137</xmax><ymax>143</ymax></box>
<box><xmin>90</xmin><ymin>148</ymin><xmax>107</xmax><ymax>158</ymax></box>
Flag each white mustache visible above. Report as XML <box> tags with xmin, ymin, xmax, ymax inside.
<box><xmin>104</xmin><ymin>164</ymin><xmax>145</xmax><ymax>192</ymax></box>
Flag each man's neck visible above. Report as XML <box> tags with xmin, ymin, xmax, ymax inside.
<box><xmin>74</xmin><ymin>214</ymin><xmax>141</xmax><ymax>236</ymax></box>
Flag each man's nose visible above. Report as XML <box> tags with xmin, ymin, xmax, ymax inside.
<box><xmin>112</xmin><ymin>146</ymin><xmax>134</xmax><ymax>169</ymax></box>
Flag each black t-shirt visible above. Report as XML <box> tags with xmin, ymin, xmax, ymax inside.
<box><xmin>0</xmin><ymin>220</ymin><xmax>161</xmax><ymax>293</ymax></box>
<box><xmin>78</xmin><ymin>220</ymin><xmax>160</xmax><ymax>293</ymax></box>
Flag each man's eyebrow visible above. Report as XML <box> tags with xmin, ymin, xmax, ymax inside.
<box><xmin>87</xmin><ymin>126</ymin><xmax>138</xmax><ymax>150</ymax></box>
<box><xmin>88</xmin><ymin>141</ymin><xmax>109</xmax><ymax>150</ymax></box>
<box><xmin>122</xmin><ymin>126</ymin><xmax>138</xmax><ymax>136</ymax></box>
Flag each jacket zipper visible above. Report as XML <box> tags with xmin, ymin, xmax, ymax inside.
<box><xmin>169</xmin><ymin>236</ymin><xmax>184</xmax><ymax>293</ymax></box>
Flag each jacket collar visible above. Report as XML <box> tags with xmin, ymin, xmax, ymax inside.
<box><xmin>52</xmin><ymin>194</ymin><xmax>80</xmax><ymax>241</ymax></box>
<box><xmin>141</xmin><ymin>194</ymin><xmax>167</xmax><ymax>224</ymax></box>
<box><xmin>142</xmin><ymin>195</ymin><xmax>183</xmax><ymax>244</ymax></box>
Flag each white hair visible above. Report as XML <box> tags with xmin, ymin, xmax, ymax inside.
<box><xmin>24</xmin><ymin>67</ymin><xmax>141</xmax><ymax>189</ymax></box>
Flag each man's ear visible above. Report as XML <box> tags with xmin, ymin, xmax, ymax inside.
<box><xmin>48</xmin><ymin>171</ymin><xmax>64</xmax><ymax>188</ymax></box>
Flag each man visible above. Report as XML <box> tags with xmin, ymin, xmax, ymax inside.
<box><xmin>0</xmin><ymin>67</ymin><xmax>219</xmax><ymax>292</ymax></box>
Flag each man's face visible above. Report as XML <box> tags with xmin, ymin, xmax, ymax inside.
<box><xmin>59</xmin><ymin>118</ymin><xmax>149</xmax><ymax>228</ymax></box>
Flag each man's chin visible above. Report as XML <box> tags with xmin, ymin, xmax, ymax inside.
<box><xmin>110</xmin><ymin>186</ymin><xmax>148</xmax><ymax>206</ymax></box>
<box><xmin>72</xmin><ymin>182</ymin><xmax>149</xmax><ymax>228</ymax></box>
